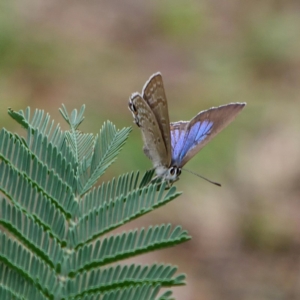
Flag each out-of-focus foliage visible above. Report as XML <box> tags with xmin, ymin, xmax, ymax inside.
<box><xmin>1</xmin><ymin>0</ymin><xmax>300</xmax><ymax>299</ymax></box>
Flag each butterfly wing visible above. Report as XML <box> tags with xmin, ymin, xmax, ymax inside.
<box><xmin>142</xmin><ymin>73</ymin><xmax>172</xmax><ymax>166</ymax></box>
<box><xmin>129</xmin><ymin>93</ymin><xmax>170</xmax><ymax>169</ymax></box>
<box><xmin>170</xmin><ymin>103</ymin><xmax>246</xmax><ymax>167</ymax></box>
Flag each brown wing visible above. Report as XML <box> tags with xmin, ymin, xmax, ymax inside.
<box><xmin>170</xmin><ymin>103</ymin><xmax>246</xmax><ymax>167</ymax></box>
<box><xmin>129</xmin><ymin>93</ymin><xmax>170</xmax><ymax>168</ymax></box>
<box><xmin>142</xmin><ymin>73</ymin><xmax>171</xmax><ymax>166</ymax></box>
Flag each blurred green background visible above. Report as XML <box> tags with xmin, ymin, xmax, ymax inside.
<box><xmin>1</xmin><ymin>1</ymin><xmax>300</xmax><ymax>299</ymax></box>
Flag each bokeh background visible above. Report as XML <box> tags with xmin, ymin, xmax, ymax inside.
<box><xmin>1</xmin><ymin>1</ymin><xmax>300</xmax><ymax>299</ymax></box>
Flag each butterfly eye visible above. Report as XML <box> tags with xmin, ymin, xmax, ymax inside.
<box><xmin>169</xmin><ymin>166</ymin><xmax>181</xmax><ymax>176</ymax></box>
<box><xmin>169</xmin><ymin>167</ymin><xmax>176</xmax><ymax>175</ymax></box>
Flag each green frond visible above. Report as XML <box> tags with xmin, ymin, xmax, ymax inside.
<box><xmin>0</xmin><ymin>129</ymin><xmax>78</xmax><ymax>217</ymax></box>
<box><xmin>26</xmin><ymin>126</ymin><xmax>77</xmax><ymax>190</ymax></box>
<box><xmin>7</xmin><ymin>107</ymin><xmax>80</xmax><ymax>173</ymax></box>
<box><xmin>138</xmin><ymin>169</ymin><xmax>156</xmax><ymax>188</ymax></box>
<box><xmin>8</xmin><ymin>107</ymin><xmax>63</xmax><ymax>144</ymax></box>
<box><xmin>78</xmin><ymin>122</ymin><xmax>131</xmax><ymax>195</ymax></box>
<box><xmin>65</xmin><ymin>131</ymin><xmax>94</xmax><ymax>168</ymax></box>
<box><xmin>70</xmin><ymin>183</ymin><xmax>181</xmax><ymax>247</ymax></box>
<box><xmin>59</xmin><ymin>104</ymin><xmax>85</xmax><ymax>130</ymax></box>
<box><xmin>0</xmin><ymin>263</ymin><xmax>48</xmax><ymax>300</ymax></box>
<box><xmin>1</xmin><ymin>105</ymin><xmax>190</xmax><ymax>299</ymax></box>
<box><xmin>157</xmin><ymin>290</ymin><xmax>174</xmax><ymax>300</ymax></box>
<box><xmin>60</xmin><ymin>105</ymin><xmax>95</xmax><ymax>176</ymax></box>
<box><xmin>0</xmin><ymin>163</ymin><xmax>67</xmax><ymax>241</ymax></box>
<box><xmin>0</xmin><ymin>197</ymin><xmax>64</xmax><ymax>267</ymax></box>
<box><xmin>67</xmin><ymin>224</ymin><xmax>190</xmax><ymax>273</ymax></box>
<box><xmin>0</xmin><ymin>232</ymin><xmax>58</xmax><ymax>297</ymax></box>
<box><xmin>8</xmin><ymin>107</ymin><xmax>50</xmax><ymax>132</ymax></box>
<box><xmin>79</xmin><ymin>284</ymin><xmax>162</xmax><ymax>300</ymax></box>
<box><xmin>79</xmin><ymin>171</ymin><xmax>150</xmax><ymax>216</ymax></box>
<box><xmin>64</xmin><ymin>263</ymin><xmax>185</xmax><ymax>298</ymax></box>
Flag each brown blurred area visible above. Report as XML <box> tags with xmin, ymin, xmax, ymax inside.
<box><xmin>1</xmin><ymin>0</ymin><xmax>300</xmax><ymax>299</ymax></box>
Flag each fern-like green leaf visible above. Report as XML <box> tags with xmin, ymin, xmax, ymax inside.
<box><xmin>67</xmin><ymin>224</ymin><xmax>190</xmax><ymax>274</ymax></box>
<box><xmin>8</xmin><ymin>107</ymin><xmax>77</xmax><ymax>170</ymax></box>
<box><xmin>0</xmin><ymin>129</ymin><xmax>78</xmax><ymax>217</ymax></box>
<box><xmin>78</xmin><ymin>122</ymin><xmax>131</xmax><ymax>195</ymax></box>
<box><xmin>138</xmin><ymin>169</ymin><xmax>156</xmax><ymax>188</ymax></box>
<box><xmin>0</xmin><ymin>233</ymin><xmax>58</xmax><ymax>298</ymax></box>
<box><xmin>0</xmin><ymin>263</ymin><xmax>48</xmax><ymax>300</ymax></box>
<box><xmin>81</xmin><ymin>284</ymin><xmax>172</xmax><ymax>300</ymax></box>
<box><xmin>8</xmin><ymin>107</ymin><xmax>59</xmax><ymax>142</ymax></box>
<box><xmin>65</xmin><ymin>131</ymin><xmax>94</xmax><ymax>169</ymax></box>
<box><xmin>64</xmin><ymin>263</ymin><xmax>185</xmax><ymax>298</ymax></box>
<box><xmin>0</xmin><ymin>198</ymin><xmax>64</xmax><ymax>267</ymax></box>
<box><xmin>26</xmin><ymin>126</ymin><xmax>77</xmax><ymax>190</ymax></box>
<box><xmin>60</xmin><ymin>105</ymin><xmax>95</xmax><ymax>186</ymax></box>
<box><xmin>1</xmin><ymin>105</ymin><xmax>190</xmax><ymax>300</ymax></box>
<box><xmin>59</xmin><ymin>104</ymin><xmax>85</xmax><ymax>130</ymax></box>
<box><xmin>70</xmin><ymin>183</ymin><xmax>181</xmax><ymax>247</ymax></box>
<box><xmin>79</xmin><ymin>284</ymin><xmax>169</xmax><ymax>300</ymax></box>
<box><xmin>79</xmin><ymin>171</ymin><xmax>153</xmax><ymax>216</ymax></box>
<box><xmin>0</xmin><ymin>162</ymin><xmax>67</xmax><ymax>241</ymax></box>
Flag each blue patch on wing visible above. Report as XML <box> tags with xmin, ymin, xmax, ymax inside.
<box><xmin>171</xmin><ymin>128</ymin><xmax>185</xmax><ymax>163</ymax></box>
<box><xmin>171</xmin><ymin>121</ymin><xmax>213</xmax><ymax>165</ymax></box>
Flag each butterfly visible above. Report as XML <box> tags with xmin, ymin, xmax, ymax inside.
<box><xmin>128</xmin><ymin>72</ymin><xmax>246</xmax><ymax>184</ymax></box>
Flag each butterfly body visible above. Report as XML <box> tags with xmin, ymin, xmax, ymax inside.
<box><xmin>129</xmin><ymin>73</ymin><xmax>245</xmax><ymax>183</ymax></box>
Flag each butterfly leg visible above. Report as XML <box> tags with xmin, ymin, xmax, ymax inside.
<box><xmin>150</xmin><ymin>175</ymin><xmax>174</xmax><ymax>190</ymax></box>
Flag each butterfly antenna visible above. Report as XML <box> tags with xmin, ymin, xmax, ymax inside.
<box><xmin>182</xmin><ymin>168</ymin><xmax>221</xmax><ymax>187</ymax></box>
